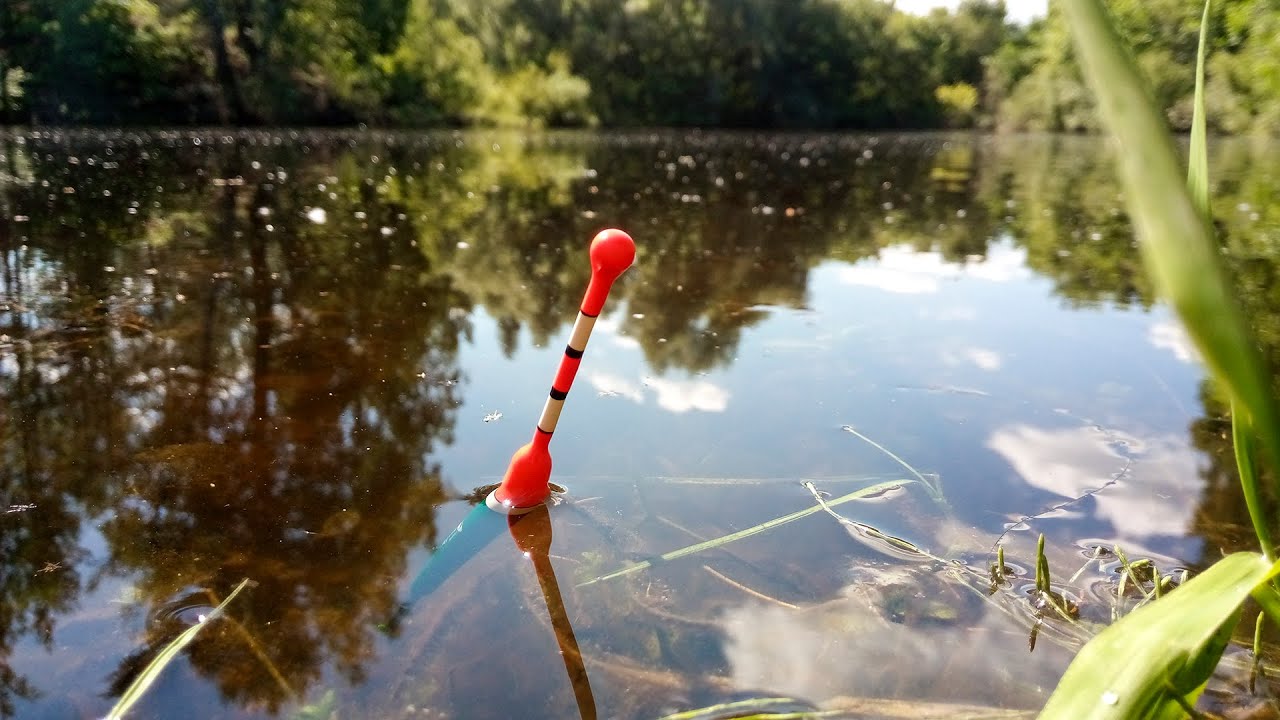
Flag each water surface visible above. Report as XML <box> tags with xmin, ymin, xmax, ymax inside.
<box><xmin>2</xmin><ymin>129</ymin><xmax>1278</xmax><ymax>718</ymax></box>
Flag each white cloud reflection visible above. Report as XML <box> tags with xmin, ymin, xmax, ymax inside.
<box><xmin>1148</xmin><ymin>319</ymin><xmax>1200</xmax><ymax>364</ymax></box>
<box><xmin>644</xmin><ymin>376</ymin><xmax>730</xmax><ymax>413</ymax></box>
<box><xmin>587</xmin><ymin>372</ymin><xmax>645</xmax><ymax>403</ymax></box>
<box><xmin>942</xmin><ymin>346</ymin><xmax>1003</xmax><ymax>371</ymax></box>
<box><xmin>987</xmin><ymin>424</ymin><xmax>1203</xmax><ymax>538</ymax></box>
<box><xmin>587</xmin><ymin>372</ymin><xmax>730</xmax><ymax>413</ymax></box>
<box><xmin>720</xmin><ymin>570</ymin><xmax>1067</xmax><ymax>704</ymax></box>
<box><xmin>838</xmin><ymin>245</ymin><xmax>1029</xmax><ymax>294</ymax></box>
<box><xmin>589</xmin><ymin>315</ymin><xmax>642</xmax><ymax>349</ymax></box>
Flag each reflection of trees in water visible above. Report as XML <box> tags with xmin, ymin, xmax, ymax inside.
<box><xmin>986</xmin><ymin>136</ymin><xmax>1154</xmax><ymax>308</ymax></box>
<box><xmin>94</xmin><ymin>179</ymin><xmax>466</xmax><ymax>710</ymax></box>
<box><xmin>0</xmin><ymin>133</ymin><xmax>482</xmax><ymax>713</ymax></box>
<box><xmin>1</xmin><ymin>133</ymin><xmax>178</xmax><ymax>716</ymax></box>
<box><xmin>593</xmin><ymin>134</ymin><xmax>997</xmax><ymax>373</ymax></box>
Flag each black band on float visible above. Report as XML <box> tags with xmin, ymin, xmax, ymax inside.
<box><xmin>550</xmin><ymin>388</ymin><xmax>568</xmax><ymax>401</ymax></box>
<box><xmin>565</xmin><ymin>345</ymin><xmax>584</xmax><ymax>359</ymax></box>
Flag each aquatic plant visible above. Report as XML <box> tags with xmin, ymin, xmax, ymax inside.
<box><xmin>106</xmin><ymin>579</ymin><xmax>252</xmax><ymax>720</ymax></box>
<box><xmin>1040</xmin><ymin>1</ymin><xmax>1280</xmax><ymax>717</ymax></box>
<box><xmin>577</xmin><ymin>478</ymin><xmax>916</xmax><ymax>587</ymax></box>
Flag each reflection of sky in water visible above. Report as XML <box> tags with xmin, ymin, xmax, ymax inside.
<box><xmin>988</xmin><ymin>423</ymin><xmax>1203</xmax><ymax>540</ymax></box>
<box><xmin>438</xmin><ymin>241</ymin><xmax>1208</xmax><ymax>560</ymax></box>
<box><xmin>837</xmin><ymin>243</ymin><xmax>1032</xmax><ymax>293</ymax></box>
<box><xmin>720</xmin><ymin>593</ymin><xmax>1070</xmax><ymax>706</ymax></box>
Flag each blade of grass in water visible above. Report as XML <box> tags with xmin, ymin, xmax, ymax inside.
<box><xmin>656</xmin><ymin>697</ymin><xmax>833</xmax><ymax>720</ymax></box>
<box><xmin>577</xmin><ymin>479</ymin><xmax>912</xmax><ymax>586</ymax></box>
<box><xmin>1062</xmin><ymin>0</ymin><xmax>1280</xmax><ymax>561</ymax></box>
<box><xmin>106</xmin><ymin>578</ymin><xmax>253</xmax><ymax>720</ymax></box>
<box><xmin>841</xmin><ymin>425</ymin><xmax>946</xmax><ymax>504</ymax></box>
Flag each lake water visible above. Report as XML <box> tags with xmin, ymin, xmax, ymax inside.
<box><xmin>2</xmin><ymin>129</ymin><xmax>1278</xmax><ymax>719</ymax></box>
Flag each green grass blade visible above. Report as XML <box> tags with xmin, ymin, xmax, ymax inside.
<box><xmin>1187</xmin><ymin>0</ymin><xmax>1211</xmax><ymax>218</ymax></box>
<box><xmin>1181</xmin><ymin>0</ymin><xmax>1274</xmax><ymax>559</ymax></box>
<box><xmin>106</xmin><ymin>578</ymin><xmax>253</xmax><ymax>720</ymax></box>
<box><xmin>1061</xmin><ymin>0</ymin><xmax>1280</xmax><ymax>560</ymax></box>
<box><xmin>577</xmin><ymin>479</ymin><xmax>912</xmax><ymax>586</ymax></box>
<box><xmin>1035</xmin><ymin>533</ymin><xmax>1051</xmax><ymax>593</ymax></box>
<box><xmin>656</xmin><ymin>697</ymin><xmax>837</xmax><ymax>720</ymax></box>
<box><xmin>1040</xmin><ymin>552</ymin><xmax>1280</xmax><ymax>719</ymax></box>
<box><xmin>1233</xmin><ymin>400</ymin><xmax>1273</xmax><ymax>556</ymax></box>
<box><xmin>1252</xmin><ymin>612</ymin><xmax>1266</xmax><ymax>693</ymax></box>
<box><xmin>1252</xmin><ymin>584</ymin><xmax>1280</xmax><ymax>627</ymax></box>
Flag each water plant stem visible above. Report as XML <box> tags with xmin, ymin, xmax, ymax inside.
<box><xmin>577</xmin><ymin>479</ymin><xmax>911</xmax><ymax>586</ymax></box>
<box><xmin>107</xmin><ymin>578</ymin><xmax>253</xmax><ymax>720</ymax></box>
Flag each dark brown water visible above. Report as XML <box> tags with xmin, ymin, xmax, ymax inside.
<box><xmin>2</xmin><ymin>129</ymin><xmax>1278</xmax><ymax>719</ymax></box>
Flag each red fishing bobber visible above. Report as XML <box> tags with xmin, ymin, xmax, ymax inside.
<box><xmin>487</xmin><ymin>229</ymin><xmax>636</xmax><ymax>514</ymax></box>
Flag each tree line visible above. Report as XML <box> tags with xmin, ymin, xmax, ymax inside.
<box><xmin>1</xmin><ymin>0</ymin><xmax>1278</xmax><ymax>133</ymax></box>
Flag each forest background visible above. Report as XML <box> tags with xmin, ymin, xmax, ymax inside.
<box><xmin>1</xmin><ymin>0</ymin><xmax>1279</xmax><ymax>133</ymax></box>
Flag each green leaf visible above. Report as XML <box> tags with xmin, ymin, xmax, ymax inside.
<box><xmin>1185</xmin><ymin>0</ymin><xmax>1277</xmax><ymax>563</ymax></box>
<box><xmin>1187</xmin><ymin>0</ymin><xmax>1211</xmax><ymax>219</ymax></box>
<box><xmin>1061</xmin><ymin>0</ymin><xmax>1280</xmax><ymax>560</ymax></box>
<box><xmin>1040</xmin><ymin>553</ymin><xmax>1280</xmax><ymax>719</ymax></box>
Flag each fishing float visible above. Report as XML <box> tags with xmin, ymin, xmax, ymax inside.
<box><xmin>487</xmin><ymin>227</ymin><xmax>636</xmax><ymax>514</ymax></box>
<box><xmin>405</xmin><ymin>228</ymin><xmax>635</xmax><ymax>604</ymax></box>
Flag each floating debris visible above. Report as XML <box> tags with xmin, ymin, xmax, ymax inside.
<box><xmin>483</xmin><ymin>411</ymin><xmax>503</xmax><ymax>423</ymax></box>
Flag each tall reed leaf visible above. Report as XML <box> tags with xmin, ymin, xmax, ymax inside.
<box><xmin>1182</xmin><ymin>0</ymin><xmax>1274</xmax><ymax>559</ymax></box>
<box><xmin>1042</xmin><ymin>1</ymin><xmax>1280</xmax><ymax>716</ymax></box>
<box><xmin>1060</xmin><ymin>0</ymin><xmax>1280</xmax><ymax>559</ymax></box>
<box><xmin>1187</xmin><ymin>0</ymin><xmax>1210</xmax><ymax>219</ymax></box>
<box><xmin>1040</xmin><ymin>553</ymin><xmax>1280</xmax><ymax>718</ymax></box>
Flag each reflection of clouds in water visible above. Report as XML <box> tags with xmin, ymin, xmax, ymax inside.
<box><xmin>587</xmin><ymin>372</ymin><xmax>645</xmax><ymax>403</ymax></box>
<box><xmin>1148</xmin><ymin>319</ymin><xmax>1199</xmax><ymax>364</ymax></box>
<box><xmin>592</xmin><ymin>315</ymin><xmax>642</xmax><ymax>349</ymax></box>
<box><xmin>644</xmin><ymin>376</ymin><xmax>730</xmax><ymax>413</ymax></box>
<box><xmin>941</xmin><ymin>346</ymin><xmax>1002</xmax><ymax>371</ymax></box>
<box><xmin>966</xmin><ymin>348</ymin><xmax>1002</xmax><ymax>370</ymax></box>
<box><xmin>837</xmin><ymin>245</ymin><xmax>1030</xmax><ymax>294</ymax></box>
<box><xmin>934</xmin><ymin>305</ymin><xmax>978</xmax><ymax>322</ymax></box>
<box><xmin>987</xmin><ymin>424</ymin><xmax>1203</xmax><ymax>538</ymax></box>
<box><xmin>587</xmin><ymin>372</ymin><xmax>730</xmax><ymax>413</ymax></box>
<box><xmin>721</xmin><ymin>583</ymin><xmax>1065</xmax><ymax>704</ymax></box>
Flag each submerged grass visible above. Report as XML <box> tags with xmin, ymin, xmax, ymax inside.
<box><xmin>583</xmin><ymin>422</ymin><xmax>949</xmax><ymax>586</ymax></box>
<box><xmin>576</xmin><ymin>478</ymin><xmax>914</xmax><ymax>586</ymax></box>
<box><xmin>107</xmin><ymin>578</ymin><xmax>252</xmax><ymax>720</ymax></box>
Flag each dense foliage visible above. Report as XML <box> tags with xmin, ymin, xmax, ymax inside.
<box><xmin>0</xmin><ymin>0</ymin><xmax>1278</xmax><ymax>132</ymax></box>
